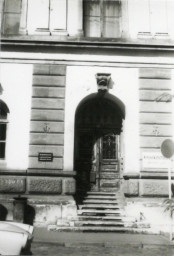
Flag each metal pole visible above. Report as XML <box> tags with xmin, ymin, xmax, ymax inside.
<box><xmin>168</xmin><ymin>159</ymin><xmax>172</xmax><ymax>241</ymax></box>
<box><xmin>169</xmin><ymin>159</ymin><xmax>172</xmax><ymax>199</ymax></box>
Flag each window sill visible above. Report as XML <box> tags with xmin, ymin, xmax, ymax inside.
<box><xmin>27</xmin><ymin>29</ymin><xmax>68</xmax><ymax>36</ymax></box>
<box><xmin>138</xmin><ymin>32</ymin><xmax>170</xmax><ymax>40</ymax></box>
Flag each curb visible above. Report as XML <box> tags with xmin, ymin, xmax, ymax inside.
<box><xmin>32</xmin><ymin>241</ymin><xmax>174</xmax><ymax>249</ymax></box>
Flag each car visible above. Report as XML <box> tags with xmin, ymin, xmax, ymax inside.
<box><xmin>0</xmin><ymin>221</ymin><xmax>34</xmax><ymax>255</ymax></box>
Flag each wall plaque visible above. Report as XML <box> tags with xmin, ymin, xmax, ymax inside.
<box><xmin>38</xmin><ymin>153</ymin><xmax>53</xmax><ymax>162</ymax></box>
<box><xmin>142</xmin><ymin>152</ymin><xmax>169</xmax><ymax>170</ymax></box>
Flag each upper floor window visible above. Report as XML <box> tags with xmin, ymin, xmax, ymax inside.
<box><xmin>83</xmin><ymin>0</ymin><xmax>121</xmax><ymax>38</ymax></box>
<box><xmin>27</xmin><ymin>0</ymin><xmax>67</xmax><ymax>35</ymax></box>
<box><xmin>129</xmin><ymin>0</ymin><xmax>171</xmax><ymax>39</ymax></box>
<box><xmin>1</xmin><ymin>0</ymin><xmax>22</xmax><ymax>35</ymax></box>
<box><xmin>0</xmin><ymin>100</ymin><xmax>9</xmax><ymax>159</ymax></box>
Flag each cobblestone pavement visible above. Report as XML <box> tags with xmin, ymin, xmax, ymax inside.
<box><xmin>31</xmin><ymin>242</ymin><xmax>174</xmax><ymax>256</ymax></box>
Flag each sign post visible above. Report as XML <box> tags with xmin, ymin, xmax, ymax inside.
<box><xmin>161</xmin><ymin>139</ymin><xmax>174</xmax><ymax>241</ymax></box>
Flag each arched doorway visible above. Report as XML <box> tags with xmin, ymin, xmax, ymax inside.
<box><xmin>74</xmin><ymin>91</ymin><xmax>125</xmax><ymax>197</ymax></box>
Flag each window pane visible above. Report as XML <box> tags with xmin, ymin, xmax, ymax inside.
<box><xmin>102</xmin><ymin>134</ymin><xmax>116</xmax><ymax>160</ymax></box>
<box><xmin>0</xmin><ymin>142</ymin><xmax>5</xmax><ymax>159</ymax></box>
<box><xmin>84</xmin><ymin>0</ymin><xmax>100</xmax><ymax>16</ymax></box>
<box><xmin>167</xmin><ymin>0</ymin><xmax>174</xmax><ymax>37</ymax></box>
<box><xmin>150</xmin><ymin>0</ymin><xmax>168</xmax><ymax>34</ymax></box>
<box><xmin>28</xmin><ymin>0</ymin><xmax>49</xmax><ymax>31</ymax></box>
<box><xmin>135</xmin><ymin>0</ymin><xmax>151</xmax><ymax>33</ymax></box>
<box><xmin>0</xmin><ymin>124</ymin><xmax>6</xmax><ymax>140</ymax></box>
<box><xmin>3</xmin><ymin>0</ymin><xmax>21</xmax><ymax>35</ymax></box>
<box><xmin>103</xmin><ymin>0</ymin><xmax>120</xmax><ymax>17</ymax></box>
<box><xmin>4</xmin><ymin>0</ymin><xmax>21</xmax><ymax>13</ymax></box>
<box><xmin>84</xmin><ymin>16</ymin><xmax>100</xmax><ymax>37</ymax></box>
<box><xmin>50</xmin><ymin>0</ymin><xmax>67</xmax><ymax>31</ymax></box>
<box><xmin>103</xmin><ymin>16</ymin><xmax>120</xmax><ymax>37</ymax></box>
<box><xmin>84</xmin><ymin>0</ymin><xmax>121</xmax><ymax>38</ymax></box>
<box><xmin>84</xmin><ymin>0</ymin><xmax>101</xmax><ymax>37</ymax></box>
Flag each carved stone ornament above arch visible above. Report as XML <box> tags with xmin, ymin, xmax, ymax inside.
<box><xmin>0</xmin><ymin>99</ymin><xmax>10</xmax><ymax>114</ymax></box>
<box><xmin>0</xmin><ymin>83</ymin><xmax>3</xmax><ymax>95</ymax></box>
<box><xmin>95</xmin><ymin>73</ymin><xmax>114</xmax><ymax>91</ymax></box>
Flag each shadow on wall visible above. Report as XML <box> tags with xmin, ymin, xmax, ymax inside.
<box><xmin>0</xmin><ymin>202</ymin><xmax>36</xmax><ymax>226</ymax></box>
<box><xmin>24</xmin><ymin>205</ymin><xmax>36</xmax><ymax>226</ymax></box>
<box><xmin>0</xmin><ymin>204</ymin><xmax>8</xmax><ymax>220</ymax></box>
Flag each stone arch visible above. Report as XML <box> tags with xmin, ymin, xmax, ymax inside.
<box><xmin>74</xmin><ymin>91</ymin><xmax>125</xmax><ymax>197</ymax></box>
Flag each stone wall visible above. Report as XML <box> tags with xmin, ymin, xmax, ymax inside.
<box><xmin>124</xmin><ymin>197</ymin><xmax>174</xmax><ymax>234</ymax></box>
<box><xmin>139</xmin><ymin>68</ymin><xmax>172</xmax><ymax>172</ymax></box>
<box><xmin>124</xmin><ymin>178</ymin><xmax>173</xmax><ymax>197</ymax></box>
<box><xmin>29</xmin><ymin>64</ymin><xmax>66</xmax><ymax>171</ymax></box>
<box><xmin>0</xmin><ymin>176</ymin><xmax>76</xmax><ymax>195</ymax></box>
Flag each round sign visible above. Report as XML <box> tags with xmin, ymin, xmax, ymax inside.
<box><xmin>161</xmin><ymin>139</ymin><xmax>174</xmax><ymax>158</ymax></box>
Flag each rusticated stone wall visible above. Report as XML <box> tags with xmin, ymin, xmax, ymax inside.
<box><xmin>139</xmin><ymin>68</ymin><xmax>172</xmax><ymax>169</ymax></box>
<box><xmin>124</xmin><ymin>178</ymin><xmax>173</xmax><ymax>197</ymax></box>
<box><xmin>0</xmin><ymin>177</ymin><xmax>26</xmax><ymax>193</ymax></box>
<box><xmin>0</xmin><ymin>176</ymin><xmax>76</xmax><ymax>195</ymax></box>
<box><xmin>27</xmin><ymin>177</ymin><xmax>75</xmax><ymax>195</ymax></box>
<box><xmin>29</xmin><ymin>64</ymin><xmax>66</xmax><ymax>172</ymax></box>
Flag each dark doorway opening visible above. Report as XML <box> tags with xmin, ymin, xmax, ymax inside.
<box><xmin>74</xmin><ymin>91</ymin><xmax>125</xmax><ymax>203</ymax></box>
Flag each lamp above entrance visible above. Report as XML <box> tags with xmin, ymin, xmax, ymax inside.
<box><xmin>95</xmin><ymin>73</ymin><xmax>112</xmax><ymax>91</ymax></box>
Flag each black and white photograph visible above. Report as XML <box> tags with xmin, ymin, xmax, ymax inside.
<box><xmin>0</xmin><ymin>0</ymin><xmax>174</xmax><ymax>255</ymax></box>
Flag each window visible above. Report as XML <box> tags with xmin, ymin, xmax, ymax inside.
<box><xmin>132</xmin><ymin>0</ymin><xmax>169</xmax><ymax>38</ymax></box>
<box><xmin>0</xmin><ymin>100</ymin><xmax>9</xmax><ymax>159</ymax></box>
<box><xmin>83</xmin><ymin>0</ymin><xmax>121</xmax><ymax>38</ymax></box>
<box><xmin>2</xmin><ymin>0</ymin><xmax>22</xmax><ymax>35</ymax></box>
<box><xmin>27</xmin><ymin>0</ymin><xmax>67</xmax><ymax>35</ymax></box>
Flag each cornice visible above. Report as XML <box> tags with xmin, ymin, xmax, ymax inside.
<box><xmin>1</xmin><ymin>37</ymin><xmax>174</xmax><ymax>55</ymax></box>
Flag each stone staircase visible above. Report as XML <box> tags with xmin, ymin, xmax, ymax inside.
<box><xmin>49</xmin><ymin>191</ymin><xmax>151</xmax><ymax>232</ymax></box>
<box><xmin>74</xmin><ymin>191</ymin><xmax>130</xmax><ymax>231</ymax></box>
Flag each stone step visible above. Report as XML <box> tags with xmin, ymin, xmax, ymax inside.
<box><xmin>100</xmin><ymin>176</ymin><xmax>119</xmax><ymax>180</ymax></box>
<box><xmin>79</xmin><ymin>204</ymin><xmax>121</xmax><ymax>209</ymax></box>
<box><xmin>85</xmin><ymin>195</ymin><xmax>117</xmax><ymax>198</ymax></box>
<box><xmin>75</xmin><ymin>220</ymin><xmax>124</xmax><ymax>226</ymax></box>
<box><xmin>100</xmin><ymin>180</ymin><xmax>119</xmax><ymax>185</ymax></box>
<box><xmin>50</xmin><ymin>226</ymin><xmax>137</xmax><ymax>232</ymax></box>
<box><xmin>101</xmin><ymin>169</ymin><xmax>118</xmax><ymax>173</ymax></box>
<box><xmin>78</xmin><ymin>209</ymin><xmax>123</xmax><ymax>215</ymax></box>
<box><xmin>100</xmin><ymin>188</ymin><xmax>119</xmax><ymax>192</ymax></box>
<box><xmin>87</xmin><ymin>192</ymin><xmax>117</xmax><ymax>195</ymax></box>
<box><xmin>100</xmin><ymin>172</ymin><xmax>119</xmax><ymax>178</ymax></box>
<box><xmin>85</xmin><ymin>196</ymin><xmax>122</xmax><ymax>201</ymax></box>
<box><xmin>86</xmin><ymin>193</ymin><xmax>119</xmax><ymax>197</ymax></box>
<box><xmin>101</xmin><ymin>163</ymin><xmax>118</xmax><ymax>170</ymax></box>
<box><xmin>71</xmin><ymin>215</ymin><xmax>135</xmax><ymax>222</ymax></box>
<box><xmin>83</xmin><ymin>200</ymin><xmax>119</xmax><ymax>204</ymax></box>
<box><xmin>100</xmin><ymin>186</ymin><xmax>119</xmax><ymax>193</ymax></box>
<box><xmin>100</xmin><ymin>171</ymin><xmax>119</xmax><ymax>174</ymax></box>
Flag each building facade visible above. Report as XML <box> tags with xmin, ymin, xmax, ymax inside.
<box><xmin>0</xmin><ymin>0</ymin><xmax>174</xmax><ymax>232</ymax></box>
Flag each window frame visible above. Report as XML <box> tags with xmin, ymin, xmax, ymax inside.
<box><xmin>0</xmin><ymin>100</ymin><xmax>9</xmax><ymax>160</ymax></box>
<box><xmin>27</xmin><ymin>0</ymin><xmax>68</xmax><ymax>35</ymax></box>
<box><xmin>83</xmin><ymin>0</ymin><xmax>122</xmax><ymax>38</ymax></box>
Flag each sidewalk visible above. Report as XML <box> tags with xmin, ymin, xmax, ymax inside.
<box><xmin>33</xmin><ymin>227</ymin><xmax>174</xmax><ymax>248</ymax></box>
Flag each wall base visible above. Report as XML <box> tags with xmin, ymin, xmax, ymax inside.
<box><xmin>0</xmin><ymin>194</ymin><xmax>77</xmax><ymax>227</ymax></box>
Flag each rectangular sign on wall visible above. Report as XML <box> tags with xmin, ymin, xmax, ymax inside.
<box><xmin>142</xmin><ymin>152</ymin><xmax>169</xmax><ymax>170</ymax></box>
<box><xmin>38</xmin><ymin>153</ymin><xmax>53</xmax><ymax>162</ymax></box>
